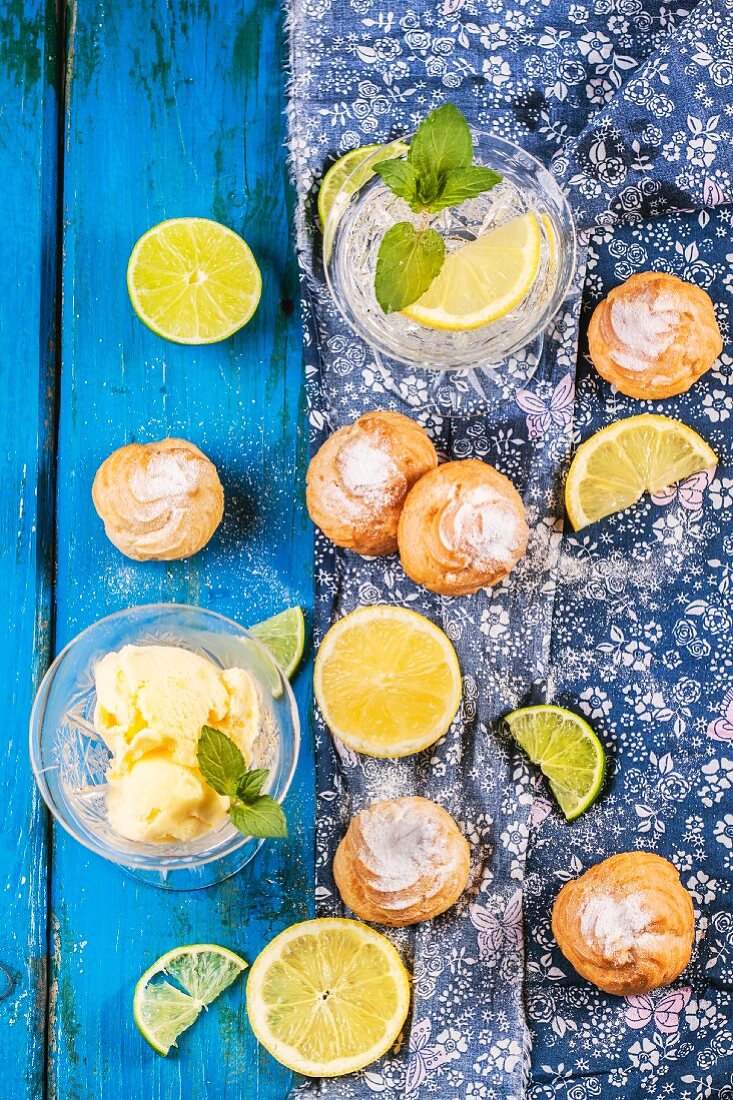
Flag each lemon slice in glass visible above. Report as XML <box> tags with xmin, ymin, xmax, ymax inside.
<box><xmin>314</xmin><ymin>605</ymin><xmax>462</xmax><ymax>757</ymax></box>
<box><xmin>565</xmin><ymin>414</ymin><xmax>717</xmax><ymax>530</ymax></box>
<box><xmin>246</xmin><ymin>918</ymin><xmax>410</xmax><ymax>1077</ymax></box>
<box><xmin>402</xmin><ymin>212</ymin><xmax>541</xmax><ymax>331</ymax></box>
<box><xmin>133</xmin><ymin>944</ymin><xmax>247</xmax><ymax>1055</ymax></box>
<box><xmin>505</xmin><ymin>704</ymin><xmax>605</xmax><ymax>820</ymax></box>
<box><xmin>127</xmin><ymin>217</ymin><xmax>262</xmax><ymax>344</ymax></box>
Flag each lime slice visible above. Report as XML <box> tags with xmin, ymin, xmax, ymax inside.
<box><xmin>401</xmin><ymin>212</ymin><xmax>542</xmax><ymax>331</ymax></box>
<box><xmin>504</xmin><ymin>704</ymin><xmax>605</xmax><ymax>821</ymax></box>
<box><xmin>250</xmin><ymin>607</ymin><xmax>305</xmax><ymax>678</ymax></box>
<box><xmin>134</xmin><ymin>944</ymin><xmax>247</xmax><ymax>1055</ymax></box>
<box><xmin>318</xmin><ymin>141</ymin><xmax>409</xmax><ymax>228</ymax></box>
<box><xmin>565</xmin><ymin>414</ymin><xmax>717</xmax><ymax>530</ymax></box>
<box><xmin>127</xmin><ymin>217</ymin><xmax>262</xmax><ymax>344</ymax></box>
<box><xmin>246</xmin><ymin>918</ymin><xmax>411</xmax><ymax>1077</ymax></box>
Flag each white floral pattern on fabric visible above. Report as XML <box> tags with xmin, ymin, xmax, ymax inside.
<box><xmin>286</xmin><ymin>0</ymin><xmax>733</xmax><ymax>1096</ymax></box>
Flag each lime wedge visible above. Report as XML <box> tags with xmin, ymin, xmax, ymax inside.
<box><xmin>250</xmin><ymin>607</ymin><xmax>305</xmax><ymax>679</ymax></box>
<box><xmin>134</xmin><ymin>944</ymin><xmax>247</xmax><ymax>1055</ymax></box>
<box><xmin>318</xmin><ymin>142</ymin><xmax>409</xmax><ymax>228</ymax></box>
<box><xmin>504</xmin><ymin>704</ymin><xmax>605</xmax><ymax>821</ymax></box>
<box><xmin>127</xmin><ymin>217</ymin><xmax>262</xmax><ymax>344</ymax></box>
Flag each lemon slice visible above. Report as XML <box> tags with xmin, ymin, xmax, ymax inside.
<box><xmin>314</xmin><ymin>605</ymin><xmax>462</xmax><ymax>757</ymax></box>
<box><xmin>402</xmin><ymin>212</ymin><xmax>541</xmax><ymax>331</ymax></box>
<box><xmin>565</xmin><ymin>414</ymin><xmax>717</xmax><ymax>530</ymax></box>
<box><xmin>505</xmin><ymin>704</ymin><xmax>605</xmax><ymax>820</ymax></box>
<box><xmin>246</xmin><ymin>918</ymin><xmax>410</xmax><ymax>1077</ymax></box>
<box><xmin>127</xmin><ymin>217</ymin><xmax>262</xmax><ymax>344</ymax></box>
<box><xmin>133</xmin><ymin>944</ymin><xmax>247</xmax><ymax>1055</ymax></box>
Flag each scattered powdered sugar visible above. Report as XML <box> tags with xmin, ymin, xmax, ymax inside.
<box><xmin>441</xmin><ymin>486</ymin><xmax>522</xmax><ymax>565</ymax></box>
<box><xmin>580</xmin><ymin>893</ymin><xmax>651</xmax><ymax>954</ymax></box>
<box><xmin>337</xmin><ymin>436</ymin><xmax>401</xmax><ymax>504</ymax></box>
<box><xmin>609</xmin><ymin>292</ymin><xmax>679</xmax><ymax>373</ymax></box>
<box><xmin>358</xmin><ymin>804</ymin><xmax>443</xmax><ymax>896</ymax></box>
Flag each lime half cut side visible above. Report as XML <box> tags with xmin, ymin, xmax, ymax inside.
<box><xmin>250</xmin><ymin>607</ymin><xmax>306</xmax><ymax>678</ymax></box>
<box><xmin>133</xmin><ymin>944</ymin><xmax>247</xmax><ymax>1055</ymax></box>
<box><xmin>504</xmin><ymin>704</ymin><xmax>606</xmax><ymax>821</ymax></box>
<box><xmin>127</xmin><ymin>217</ymin><xmax>262</xmax><ymax>344</ymax></box>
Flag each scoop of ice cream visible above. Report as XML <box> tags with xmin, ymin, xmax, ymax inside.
<box><xmin>105</xmin><ymin>753</ymin><xmax>229</xmax><ymax>843</ymax></box>
<box><xmin>93</xmin><ymin>644</ymin><xmax>260</xmax><ymax>843</ymax></box>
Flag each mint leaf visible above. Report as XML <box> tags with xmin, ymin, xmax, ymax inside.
<box><xmin>230</xmin><ymin>797</ymin><xmax>288</xmax><ymax>839</ymax></box>
<box><xmin>428</xmin><ymin>166</ymin><xmax>503</xmax><ymax>213</ymax></box>
<box><xmin>197</xmin><ymin>726</ymin><xmax>246</xmax><ymax>797</ymax></box>
<box><xmin>375</xmin><ymin>222</ymin><xmax>445</xmax><ymax>313</ymax></box>
<box><xmin>373</xmin><ymin>158</ymin><xmax>419</xmax><ymax>206</ymax></box>
<box><xmin>408</xmin><ymin>103</ymin><xmax>473</xmax><ymax>182</ymax></box>
<box><xmin>237</xmin><ymin>767</ymin><xmax>269</xmax><ymax>802</ymax></box>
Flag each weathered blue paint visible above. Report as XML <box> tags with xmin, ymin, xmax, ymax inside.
<box><xmin>0</xmin><ymin>1</ymin><xmax>58</xmax><ymax>1097</ymax></box>
<box><xmin>4</xmin><ymin>0</ymin><xmax>314</xmax><ymax>1096</ymax></box>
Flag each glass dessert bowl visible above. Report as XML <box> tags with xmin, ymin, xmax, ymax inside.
<box><xmin>324</xmin><ymin>131</ymin><xmax>576</xmax><ymax>381</ymax></box>
<box><xmin>29</xmin><ymin>604</ymin><xmax>300</xmax><ymax>890</ymax></box>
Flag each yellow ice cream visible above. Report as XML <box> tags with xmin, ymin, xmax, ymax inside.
<box><xmin>93</xmin><ymin>644</ymin><xmax>260</xmax><ymax>843</ymax></box>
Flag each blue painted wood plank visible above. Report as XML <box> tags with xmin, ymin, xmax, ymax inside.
<box><xmin>0</xmin><ymin>1</ymin><xmax>59</xmax><ymax>1096</ymax></box>
<box><xmin>50</xmin><ymin>2</ymin><xmax>313</xmax><ymax>1098</ymax></box>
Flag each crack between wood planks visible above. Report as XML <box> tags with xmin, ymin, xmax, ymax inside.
<box><xmin>41</xmin><ymin>2</ymin><xmax>69</xmax><ymax>1099</ymax></box>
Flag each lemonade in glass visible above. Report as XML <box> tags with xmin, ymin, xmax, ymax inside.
<box><xmin>324</xmin><ymin>108</ymin><xmax>576</xmax><ymax>374</ymax></box>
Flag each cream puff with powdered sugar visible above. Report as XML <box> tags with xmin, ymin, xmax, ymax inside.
<box><xmin>306</xmin><ymin>410</ymin><xmax>437</xmax><ymax>557</ymax></box>
<box><xmin>397</xmin><ymin>459</ymin><xmax>528</xmax><ymax>596</ymax></box>
<box><xmin>333</xmin><ymin>796</ymin><xmax>471</xmax><ymax>926</ymax></box>
<box><xmin>588</xmin><ymin>272</ymin><xmax>721</xmax><ymax>399</ymax></box>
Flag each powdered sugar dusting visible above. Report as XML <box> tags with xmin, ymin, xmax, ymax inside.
<box><xmin>358</xmin><ymin>803</ymin><xmax>443</xmax><ymax>895</ymax></box>
<box><xmin>441</xmin><ymin>486</ymin><xmax>522</xmax><ymax>565</ymax></box>
<box><xmin>580</xmin><ymin>893</ymin><xmax>650</xmax><ymax>954</ymax></box>
<box><xmin>130</xmin><ymin>450</ymin><xmax>200</xmax><ymax>500</ymax></box>
<box><xmin>609</xmin><ymin>292</ymin><xmax>679</xmax><ymax>373</ymax></box>
<box><xmin>337</xmin><ymin>436</ymin><xmax>402</xmax><ymax>503</ymax></box>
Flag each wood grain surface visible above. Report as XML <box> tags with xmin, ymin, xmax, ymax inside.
<box><xmin>2</xmin><ymin>2</ymin><xmax>314</xmax><ymax>1097</ymax></box>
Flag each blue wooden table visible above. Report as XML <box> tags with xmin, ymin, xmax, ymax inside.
<box><xmin>1</xmin><ymin>3</ymin><xmax>313</xmax><ymax>1097</ymax></box>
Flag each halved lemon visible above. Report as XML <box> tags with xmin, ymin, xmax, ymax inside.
<box><xmin>314</xmin><ymin>605</ymin><xmax>462</xmax><ymax>757</ymax></box>
<box><xmin>246</xmin><ymin>918</ymin><xmax>410</xmax><ymax>1077</ymax></box>
<box><xmin>402</xmin><ymin>212</ymin><xmax>541</xmax><ymax>331</ymax></box>
<box><xmin>127</xmin><ymin>217</ymin><xmax>262</xmax><ymax>344</ymax></box>
<box><xmin>565</xmin><ymin>414</ymin><xmax>717</xmax><ymax>530</ymax></box>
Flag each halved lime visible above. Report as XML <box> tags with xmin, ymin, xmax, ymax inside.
<box><xmin>127</xmin><ymin>217</ymin><xmax>262</xmax><ymax>344</ymax></box>
<box><xmin>134</xmin><ymin>944</ymin><xmax>247</xmax><ymax>1055</ymax></box>
<box><xmin>250</xmin><ymin>607</ymin><xmax>305</xmax><ymax>678</ymax></box>
<box><xmin>318</xmin><ymin>142</ymin><xmax>409</xmax><ymax>228</ymax></box>
<box><xmin>504</xmin><ymin>704</ymin><xmax>605</xmax><ymax>821</ymax></box>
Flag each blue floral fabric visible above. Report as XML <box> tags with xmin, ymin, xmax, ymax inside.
<box><xmin>285</xmin><ymin>0</ymin><xmax>733</xmax><ymax>1096</ymax></box>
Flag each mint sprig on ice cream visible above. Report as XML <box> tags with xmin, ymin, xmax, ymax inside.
<box><xmin>373</xmin><ymin>104</ymin><xmax>502</xmax><ymax>313</ymax></box>
<box><xmin>197</xmin><ymin>725</ymin><xmax>288</xmax><ymax>839</ymax></box>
